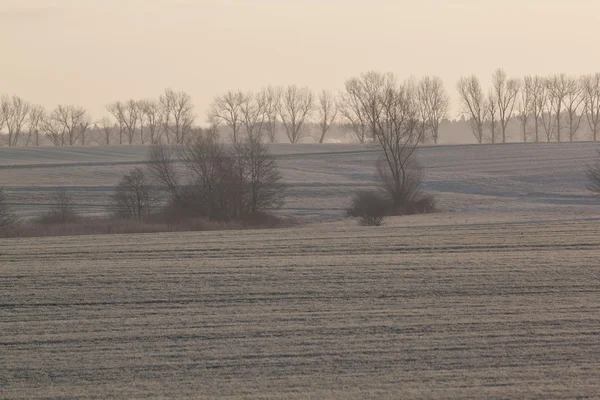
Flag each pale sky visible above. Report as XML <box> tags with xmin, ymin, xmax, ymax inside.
<box><xmin>1</xmin><ymin>0</ymin><xmax>599</xmax><ymax>121</ymax></box>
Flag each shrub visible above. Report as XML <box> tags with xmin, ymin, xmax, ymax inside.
<box><xmin>347</xmin><ymin>190</ymin><xmax>390</xmax><ymax>226</ymax></box>
<box><xmin>112</xmin><ymin>167</ymin><xmax>156</xmax><ymax>220</ymax></box>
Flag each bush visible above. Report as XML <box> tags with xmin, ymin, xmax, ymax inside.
<box><xmin>112</xmin><ymin>167</ymin><xmax>156</xmax><ymax>220</ymax></box>
<box><xmin>347</xmin><ymin>190</ymin><xmax>390</xmax><ymax>226</ymax></box>
<box><xmin>149</xmin><ymin>134</ymin><xmax>285</xmax><ymax>223</ymax></box>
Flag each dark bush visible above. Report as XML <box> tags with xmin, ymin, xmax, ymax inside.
<box><xmin>347</xmin><ymin>190</ymin><xmax>390</xmax><ymax>226</ymax></box>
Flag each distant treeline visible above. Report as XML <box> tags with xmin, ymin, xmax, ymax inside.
<box><xmin>1</xmin><ymin>70</ymin><xmax>599</xmax><ymax>147</ymax></box>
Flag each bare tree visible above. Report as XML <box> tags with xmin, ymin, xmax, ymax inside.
<box><xmin>178</xmin><ymin>131</ymin><xmax>233</xmax><ymax>219</ymax></box>
<box><xmin>417</xmin><ymin>76</ymin><xmax>449</xmax><ymax>144</ymax></box>
<box><xmin>112</xmin><ymin>167</ymin><xmax>155</xmax><ymax>220</ymax></box>
<box><xmin>43</xmin><ymin>105</ymin><xmax>90</xmax><ymax>146</ymax></box>
<box><xmin>239</xmin><ymin>92</ymin><xmax>266</xmax><ymax>141</ymax></box>
<box><xmin>209</xmin><ymin>90</ymin><xmax>244</xmax><ymax>144</ymax></box>
<box><xmin>517</xmin><ymin>76</ymin><xmax>533</xmax><ymax>142</ymax></box>
<box><xmin>1</xmin><ymin>95</ymin><xmax>31</xmax><ymax>147</ymax></box>
<box><xmin>339</xmin><ymin>85</ymin><xmax>370</xmax><ymax>144</ymax></box>
<box><xmin>26</xmin><ymin>105</ymin><xmax>45</xmax><ymax>147</ymax></box>
<box><xmin>547</xmin><ymin>74</ymin><xmax>569</xmax><ymax>142</ymax></box>
<box><xmin>346</xmin><ymin>71</ymin><xmax>422</xmax><ymax>211</ymax></box>
<box><xmin>531</xmin><ymin>76</ymin><xmax>546</xmax><ymax>142</ymax></box>
<box><xmin>457</xmin><ymin>75</ymin><xmax>488</xmax><ymax>144</ymax></box>
<box><xmin>96</xmin><ymin>117</ymin><xmax>115</xmax><ymax>145</ymax></box>
<box><xmin>492</xmin><ymin>69</ymin><xmax>520</xmax><ymax>143</ymax></box>
<box><xmin>139</xmin><ymin>100</ymin><xmax>163</xmax><ymax>145</ymax></box>
<box><xmin>160</xmin><ymin>89</ymin><xmax>195</xmax><ymax>144</ymax></box>
<box><xmin>564</xmin><ymin>76</ymin><xmax>585</xmax><ymax>142</ymax></box>
<box><xmin>277</xmin><ymin>85</ymin><xmax>314</xmax><ymax>144</ymax></box>
<box><xmin>232</xmin><ymin>137</ymin><xmax>284</xmax><ymax>214</ymax></box>
<box><xmin>540</xmin><ymin>79</ymin><xmax>557</xmax><ymax>142</ymax></box>
<box><xmin>147</xmin><ymin>143</ymin><xmax>181</xmax><ymax>200</ymax></box>
<box><xmin>42</xmin><ymin>189</ymin><xmax>78</xmax><ymax>224</ymax></box>
<box><xmin>258</xmin><ymin>86</ymin><xmax>281</xmax><ymax>143</ymax></box>
<box><xmin>486</xmin><ymin>90</ymin><xmax>499</xmax><ymax>144</ymax></box>
<box><xmin>117</xmin><ymin>99</ymin><xmax>141</xmax><ymax>145</ymax></box>
<box><xmin>316</xmin><ymin>90</ymin><xmax>337</xmax><ymax>144</ymax></box>
<box><xmin>582</xmin><ymin>73</ymin><xmax>600</xmax><ymax>141</ymax></box>
<box><xmin>106</xmin><ymin>101</ymin><xmax>126</xmax><ymax>145</ymax></box>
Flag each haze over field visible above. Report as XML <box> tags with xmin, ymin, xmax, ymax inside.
<box><xmin>1</xmin><ymin>0</ymin><xmax>600</xmax><ymax>121</ymax></box>
<box><xmin>3</xmin><ymin>1</ymin><xmax>600</xmax><ymax>398</ymax></box>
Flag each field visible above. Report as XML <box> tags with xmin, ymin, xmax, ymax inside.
<box><xmin>2</xmin><ymin>218</ymin><xmax>600</xmax><ymax>398</ymax></box>
<box><xmin>2</xmin><ymin>141</ymin><xmax>600</xmax><ymax>222</ymax></box>
<box><xmin>2</xmin><ymin>142</ymin><xmax>600</xmax><ymax>398</ymax></box>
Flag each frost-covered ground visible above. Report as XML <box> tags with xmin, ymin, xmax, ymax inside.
<box><xmin>2</xmin><ymin>219</ymin><xmax>600</xmax><ymax>398</ymax></box>
<box><xmin>3</xmin><ymin>143</ymin><xmax>600</xmax><ymax>398</ymax></box>
<box><xmin>1</xmin><ymin>141</ymin><xmax>600</xmax><ymax>222</ymax></box>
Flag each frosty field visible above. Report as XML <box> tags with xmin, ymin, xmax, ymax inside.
<box><xmin>2</xmin><ymin>218</ymin><xmax>600</xmax><ymax>398</ymax></box>
<box><xmin>2</xmin><ymin>142</ymin><xmax>600</xmax><ymax>398</ymax></box>
<box><xmin>2</xmin><ymin>141</ymin><xmax>600</xmax><ymax>222</ymax></box>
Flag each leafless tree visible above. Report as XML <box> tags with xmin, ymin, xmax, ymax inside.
<box><xmin>486</xmin><ymin>90</ymin><xmax>499</xmax><ymax>144</ymax></box>
<box><xmin>564</xmin><ymin>76</ymin><xmax>585</xmax><ymax>142</ymax></box>
<box><xmin>339</xmin><ymin>84</ymin><xmax>370</xmax><ymax>144</ymax></box>
<box><xmin>43</xmin><ymin>189</ymin><xmax>78</xmax><ymax>224</ymax></box>
<box><xmin>582</xmin><ymin>73</ymin><xmax>600</xmax><ymax>141</ymax></box>
<box><xmin>209</xmin><ymin>90</ymin><xmax>244</xmax><ymax>144</ymax></box>
<box><xmin>531</xmin><ymin>76</ymin><xmax>546</xmax><ymax>143</ymax></box>
<box><xmin>178</xmin><ymin>131</ymin><xmax>234</xmax><ymax>219</ymax></box>
<box><xmin>417</xmin><ymin>76</ymin><xmax>449</xmax><ymax>144</ymax></box>
<box><xmin>43</xmin><ymin>105</ymin><xmax>90</xmax><ymax>146</ymax></box>
<box><xmin>112</xmin><ymin>167</ymin><xmax>155</xmax><ymax>220</ymax></box>
<box><xmin>239</xmin><ymin>92</ymin><xmax>266</xmax><ymax>141</ymax></box>
<box><xmin>258</xmin><ymin>86</ymin><xmax>281</xmax><ymax>143</ymax></box>
<box><xmin>457</xmin><ymin>75</ymin><xmax>488</xmax><ymax>144</ymax></box>
<box><xmin>277</xmin><ymin>85</ymin><xmax>314</xmax><ymax>144</ymax></box>
<box><xmin>346</xmin><ymin>71</ymin><xmax>422</xmax><ymax>211</ymax></box>
<box><xmin>316</xmin><ymin>90</ymin><xmax>337</xmax><ymax>144</ymax></box>
<box><xmin>517</xmin><ymin>76</ymin><xmax>533</xmax><ymax>142</ymax></box>
<box><xmin>547</xmin><ymin>74</ymin><xmax>569</xmax><ymax>142</ymax></box>
<box><xmin>139</xmin><ymin>100</ymin><xmax>163</xmax><ymax>145</ymax></box>
<box><xmin>106</xmin><ymin>101</ymin><xmax>126</xmax><ymax>145</ymax></box>
<box><xmin>492</xmin><ymin>69</ymin><xmax>520</xmax><ymax>143</ymax></box>
<box><xmin>1</xmin><ymin>95</ymin><xmax>31</xmax><ymax>147</ymax></box>
<box><xmin>120</xmin><ymin>100</ymin><xmax>140</xmax><ymax>145</ymax></box>
<box><xmin>160</xmin><ymin>89</ymin><xmax>195</xmax><ymax>144</ymax></box>
<box><xmin>95</xmin><ymin>117</ymin><xmax>115</xmax><ymax>145</ymax></box>
<box><xmin>232</xmin><ymin>137</ymin><xmax>284</xmax><ymax>214</ymax></box>
<box><xmin>147</xmin><ymin>143</ymin><xmax>181</xmax><ymax>200</ymax></box>
<box><xmin>540</xmin><ymin>80</ymin><xmax>557</xmax><ymax>142</ymax></box>
<box><xmin>26</xmin><ymin>105</ymin><xmax>45</xmax><ymax>146</ymax></box>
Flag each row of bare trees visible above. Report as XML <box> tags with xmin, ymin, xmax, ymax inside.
<box><xmin>4</xmin><ymin>70</ymin><xmax>599</xmax><ymax>147</ymax></box>
<box><xmin>0</xmin><ymin>89</ymin><xmax>195</xmax><ymax>147</ymax></box>
<box><xmin>0</xmin><ymin>96</ymin><xmax>87</xmax><ymax>147</ymax></box>
<box><xmin>105</xmin><ymin>89</ymin><xmax>195</xmax><ymax>145</ymax></box>
<box><xmin>208</xmin><ymin>78</ymin><xmax>450</xmax><ymax>145</ymax></box>
<box><xmin>458</xmin><ymin>70</ymin><xmax>600</xmax><ymax>144</ymax></box>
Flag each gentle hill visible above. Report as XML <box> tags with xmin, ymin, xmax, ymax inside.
<box><xmin>1</xmin><ymin>142</ymin><xmax>600</xmax><ymax>222</ymax></box>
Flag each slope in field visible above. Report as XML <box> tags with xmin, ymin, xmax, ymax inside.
<box><xmin>1</xmin><ymin>142</ymin><xmax>600</xmax><ymax>222</ymax></box>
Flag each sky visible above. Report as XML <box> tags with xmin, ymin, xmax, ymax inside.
<box><xmin>1</xmin><ymin>0</ymin><xmax>599</xmax><ymax>122</ymax></box>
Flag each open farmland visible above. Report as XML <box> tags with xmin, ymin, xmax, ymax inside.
<box><xmin>2</xmin><ymin>141</ymin><xmax>600</xmax><ymax>222</ymax></box>
<box><xmin>2</xmin><ymin>218</ymin><xmax>600</xmax><ymax>398</ymax></box>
